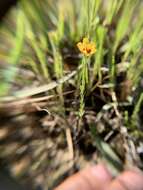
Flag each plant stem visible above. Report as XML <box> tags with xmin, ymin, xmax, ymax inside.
<box><xmin>79</xmin><ymin>56</ymin><xmax>88</xmax><ymax>117</ymax></box>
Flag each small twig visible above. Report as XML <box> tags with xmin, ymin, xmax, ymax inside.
<box><xmin>33</xmin><ymin>104</ymin><xmax>51</xmax><ymax>115</ymax></box>
<box><xmin>111</xmin><ymin>91</ymin><xmax>121</xmax><ymax>118</ymax></box>
<box><xmin>66</xmin><ymin>127</ymin><xmax>74</xmax><ymax>163</ymax></box>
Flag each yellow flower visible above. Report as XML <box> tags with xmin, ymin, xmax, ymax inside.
<box><xmin>77</xmin><ymin>37</ymin><xmax>96</xmax><ymax>56</ymax></box>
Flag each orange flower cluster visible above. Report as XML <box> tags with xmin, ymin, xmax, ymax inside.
<box><xmin>77</xmin><ymin>38</ymin><xmax>96</xmax><ymax>56</ymax></box>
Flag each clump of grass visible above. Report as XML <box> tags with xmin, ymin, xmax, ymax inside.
<box><xmin>0</xmin><ymin>0</ymin><xmax>143</xmax><ymax>189</ymax></box>
<box><xmin>0</xmin><ymin>10</ymin><xmax>25</xmax><ymax>96</ymax></box>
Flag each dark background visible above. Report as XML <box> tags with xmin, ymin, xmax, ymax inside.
<box><xmin>0</xmin><ymin>0</ymin><xmax>17</xmax><ymax>20</ymax></box>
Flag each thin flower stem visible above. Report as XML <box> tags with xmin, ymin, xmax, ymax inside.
<box><xmin>79</xmin><ymin>56</ymin><xmax>88</xmax><ymax>117</ymax></box>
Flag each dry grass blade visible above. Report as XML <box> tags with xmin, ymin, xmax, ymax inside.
<box><xmin>1</xmin><ymin>66</ymin><xmax>81</xmax><ymax>100</ymax></box>
<box><xmin>0</xmin><ymin>91</ymin><xmax>74</xmax><ymax>107</ymax></box>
